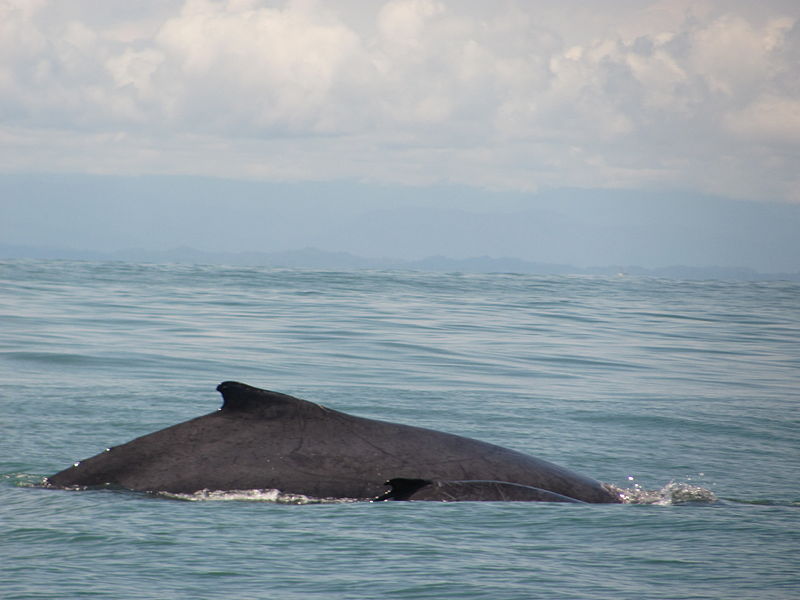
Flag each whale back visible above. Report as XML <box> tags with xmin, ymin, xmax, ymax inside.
<box><xmin>377</xmin><ymin>478</ymin><xmax>585</xmax><ymax>502</ymax></box>
<box><xmin>47</xmin><ymin>382</ymin><xmax>620</xmax><ymax>503</ymax></box>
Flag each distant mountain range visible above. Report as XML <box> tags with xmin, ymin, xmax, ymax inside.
<box><xmin>2</xmin><ymin>244</ymin><xmax>798</xmax><ymax>281</ymax></box>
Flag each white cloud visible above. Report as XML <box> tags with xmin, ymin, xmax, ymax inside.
<box><xmin>726</xmin><ymin>95</ymin><xmax>800</xmax><ymax>143</ymax></box>
<box><xmin>0</xmin><ymin>0</ymin><xmax>798</xmax><ymax>201</ymax></box>
<box><xmin>152</xmin><ymin>0</ymin><xmax>364</xmax><ymax>133</ymax></box>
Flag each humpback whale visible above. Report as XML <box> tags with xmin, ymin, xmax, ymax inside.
<box><xmin>47</xmin><ymin>381</ymin><xmax>621</xmax><ymax>503</ymax></box>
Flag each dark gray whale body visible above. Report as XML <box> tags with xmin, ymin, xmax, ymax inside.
<box><xmin>376</xmin><ymin>478</ymin><xmax>586</xmax><ymax>502</ymax></box>
<box><xmin>47</xmin><ymin>382</ymin><xmax>620</xmax><ymax>503</ymax></box>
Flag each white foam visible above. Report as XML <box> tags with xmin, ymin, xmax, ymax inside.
<box><xmin>609</xmin><ymin>481</ymin><xmax>718</xmax><ymax>505</ymax></box>
<box><xmin>156</xmin><ymin>488</ymin><xmax>359</xmax><ymax>504</ymax></box>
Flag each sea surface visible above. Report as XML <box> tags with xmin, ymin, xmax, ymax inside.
<box><xmin>1</xmin><ymin>259</ymin><xmax>798</xmax><ymax>599</ymax></box>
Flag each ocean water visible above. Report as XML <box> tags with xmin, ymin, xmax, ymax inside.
<box><xmin>1</xmin><ymin>259</ymin><xmax>798</xmax><ymax>599</ymax></box>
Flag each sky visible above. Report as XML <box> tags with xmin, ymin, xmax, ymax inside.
<box><xmin>1</xmin><ymin>0</ymin><xmax>800</xmax><ymax>271</ymax></box>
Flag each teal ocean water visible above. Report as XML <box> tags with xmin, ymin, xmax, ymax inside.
<box><xmin>1</xmin><ymin>259</ymin><xmax>798</xmax><ymax>599</ymax></box>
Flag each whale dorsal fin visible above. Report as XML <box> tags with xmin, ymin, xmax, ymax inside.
<box><xmin>216</xmin><ymin>381</ymin><xmax>318</xmax><ymax>419</ymax></box>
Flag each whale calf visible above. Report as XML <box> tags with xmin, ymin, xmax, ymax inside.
<box><xmin>47</xmin><ymin>381</ymin><xmax>621</xmax><ymax>503</ymax></box>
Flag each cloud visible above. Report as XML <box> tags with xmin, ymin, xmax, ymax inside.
<box><xmin>1</xmin><ymin>0</ymin><xmax>799</xmax><ymax>200</ymax></box>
